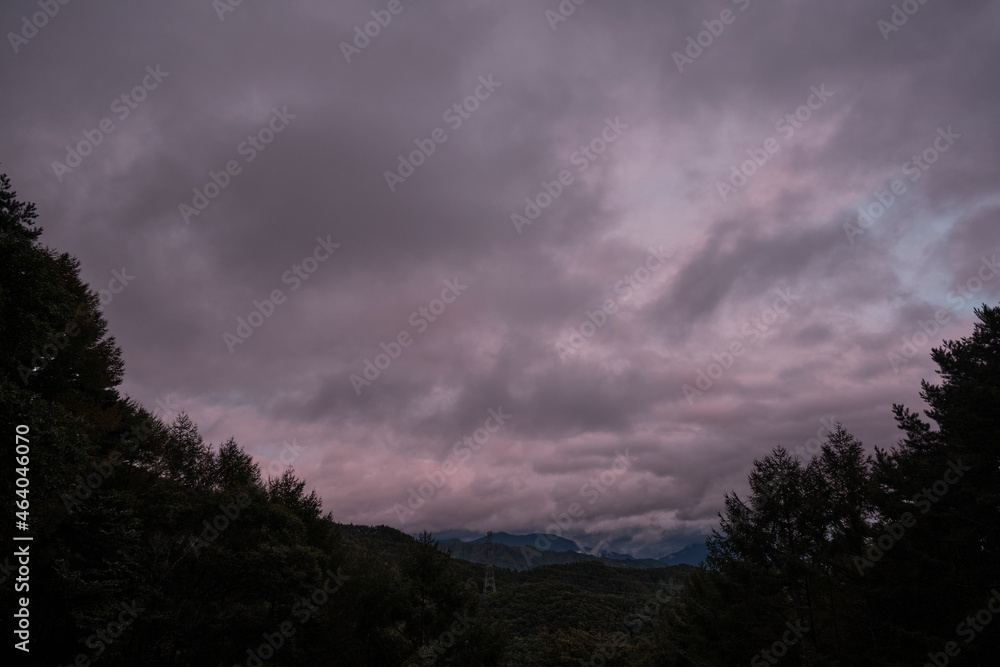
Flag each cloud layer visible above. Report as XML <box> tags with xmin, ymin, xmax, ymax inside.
<box><xmin>2</xmin><ymin>0</ymin><xmax>998</xmax><ymax>556</ymax></box>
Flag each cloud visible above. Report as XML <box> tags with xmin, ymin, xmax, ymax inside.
<box><xmin>2</xmin><ymin>0</ymin><xmax>998</xmax><ymax>556</ymax></box>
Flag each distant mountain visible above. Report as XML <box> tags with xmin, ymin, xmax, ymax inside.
<box><xmin>434</xmin><ymin>531</ymin><xmax>707</xmax><ymax>567</ymax></box>
<box><xmin>440</xmin><ymin>540</ymin><xmax>669</xmax><ymax>571</ymax></box>
<box><xmin>468</xmin><ymin>531</ymin><xmax>581</xmax><ymax>553</ymax></box>
<box><xmin>658</xmin><ymin>540</ymin><xmax>709</xmax><ymax>566</ymax></box>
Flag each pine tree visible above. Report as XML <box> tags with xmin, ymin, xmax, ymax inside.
<box><xmin>870</xmin><ymin>305</ymin><xmax>1000</xmax><ymax>661</ymax></box>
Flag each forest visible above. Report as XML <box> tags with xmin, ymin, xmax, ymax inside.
<box><xmin>3</xmin><ymin>170</ymin><xmax>998</xmax><ymax>665</ymax></box>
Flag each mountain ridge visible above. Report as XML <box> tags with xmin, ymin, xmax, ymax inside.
<box><xmin>431</xmin><ymin>531</ymin><xmax>708</xmax><ymax>568</ymax></box>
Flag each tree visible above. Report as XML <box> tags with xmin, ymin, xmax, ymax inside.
<box><xmin>869</xmin><ymin>304</ymin><xmax>1000</xmax><ymax>660</ymax></box>
<box><xmin>659</xmin><ymin>306</ymin><xmax>1000</xmax><ymax>666</ymax></box>
<box><xmin>214</xmin><ymin>437</ymin><xmax>262</xmax><ymax>491</ymax></box>
<box><xmin>2</xmin><ymin>172</ymin><xmax>128</xmax><ymax>663</ymax></box>
<box><xmin>1</xmin><ymin>168</ymin><xmax>506</xmax><ymax>665</ymax></box>
<box><xmin>267</xmin><ymin>467</ymin><xmax>323</xmax><ymax>521</ymax></box>
<box><xmin>2</xmin><ymin>174</ymin><xmax>124</xmax><ymax>455</ymax></box>
<box><xmin>159</xmin><ymin>412</ymin><xmax>215</xmax><ymax>487</ymax></box>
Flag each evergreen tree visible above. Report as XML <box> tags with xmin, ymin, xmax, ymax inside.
<box><xmin>869</xmin><ymin>304</ymin><xmax>1000</xmax><ymax>661</ymax></box>
<box><xmin>658</xmin><ymin>307</ymin><xmax>1000</xmax><ymax>665</ymax></box>
<box><xmin>1</xmin><ymin>168</ymin><xmax>512</xmax><ymax>665</ymax></box>
<box><xmin>2</xmin><ymin>170</ymin><xmax>128</xmax><ymax>662</ymax></box>
<box><xmin>214</xmin><ymin>436</ymin><xmax>263</xmax><ymax>491</ymax></box>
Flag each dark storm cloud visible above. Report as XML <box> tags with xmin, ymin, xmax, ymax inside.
<box><xmin>2</xmin><ymin>0</ymin><xmax>998</xmax><ymax>556</ymax></box>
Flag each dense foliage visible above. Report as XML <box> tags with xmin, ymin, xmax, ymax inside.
<box><xmin>3</xmin><ymin>170</ymin><xmax>997</xmax><ymax>665</ymax></box>
<box><xmin>1</xmin><ymin>173</ymin><xmax>503</xmax><ymax>666</ymax></box>
<box><xmin>657</xmin><ymin>307</ymin><xmax>1000</xmax><ymax>666</ymax></box>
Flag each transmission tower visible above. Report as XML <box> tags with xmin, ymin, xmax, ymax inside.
<box><xmin>483</xmin><ymin>531</ymin><xmax>497</xmax><ymax>594</ymax></box>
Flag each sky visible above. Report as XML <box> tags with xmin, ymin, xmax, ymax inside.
<box><xmin>2</xmin><ymin>0</ymin><xmax>998</xmax><ymax>558</ymax></box>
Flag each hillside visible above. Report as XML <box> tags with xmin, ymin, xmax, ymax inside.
<box><xmin>4</xmin><ymin>168</ymin><xmax>999</xmax><ymax>666</ymax></box>
<box><xmin>441</xmin><ymin>540</ymin><xmax>669</xmax><ymax>571</ymax></box>
<box><xmin>340</xmin><ymin>524</ymin><xmax>696</xmax><ymax>664</ymax></box>
<box><xmin>657</xmin><ymin>541</ymin><xmax>709</xmax><ymax>566</ymax></box>
<box><xmin>488</xmin><ymin>561</ymin><xmax>694</xmax><ymax>664</ymax></box>
<box><xmin>467</xmin><ymin>531</ymin><xmax>581</xmax><ymax>552</ymax></box>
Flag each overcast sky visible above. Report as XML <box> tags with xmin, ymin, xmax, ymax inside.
<box><xmin>3</xmin><ymin>0</ymin><xmax>998</xmax><ymax>557</ymax></box>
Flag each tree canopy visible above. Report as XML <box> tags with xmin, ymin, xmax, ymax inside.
<box><xmin>2</xmin><ymin>168</ymin><xmax>996</xmax><ymax>665</ymax></box>
<box><xmin>659</xmin><ymin>305</ymin><xmax>1000</xmax><ymax>665</ymax></box>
